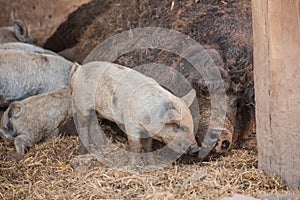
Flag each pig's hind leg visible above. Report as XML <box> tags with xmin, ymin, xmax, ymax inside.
<box><xmin>45</xmin><ymin>128</ymin><xmax>60</xmax><ymax>139</ymax></box>
<box><xmin>14</xmin><ymin>134</ymin><xmax>31</xmax><ymax>155</ymax></box>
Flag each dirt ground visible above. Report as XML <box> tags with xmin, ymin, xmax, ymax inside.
<box><xmin>0</xmin><ymin>0</ymin><xmax>90</xmax><ymax>45</ymax></box>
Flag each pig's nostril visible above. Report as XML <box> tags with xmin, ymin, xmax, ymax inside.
<box><xmin>221</xmin><ymin>140</ymin><xmax>230</xmax><ymax>150</ymax></box>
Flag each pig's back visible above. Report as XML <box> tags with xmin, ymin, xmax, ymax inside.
<box><xmin>0</xmin><ymin>50</ymin><xmax>72</xmax><ymax>101</ymax></box>
<box><xmin>13</xmin><ymin>87</ymin><xmax>72</xmax><ymax>141</ymax></box>
<box><xmin>80</xmin><ymin>61</ymin><xmax>161</xmax><ymax>123</ymax></box>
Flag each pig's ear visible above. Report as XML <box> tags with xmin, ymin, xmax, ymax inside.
<box><xmin>163</xmin><ymin>106</ymin><xmax>182</xmax><ymax>124</ymax></box>
<box><xmin>13</xmin><ymin>20</ymin><xmax>29</xmax><ymax>42</ymax></box>
<box><xmin>182</xmin><ymin>89</ymin><xmax>196</xmax><ymax>107</ymax></box>
<box><xmin>70</xmin><ymin>62</ymin><xmax>80</xmax><ymax>78</ymax></box>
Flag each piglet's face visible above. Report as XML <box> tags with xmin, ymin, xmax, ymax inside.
<box><xmin>150</xmin><ymin>90</ymin><xmax>199</xmax><ymax>154</ymax></box>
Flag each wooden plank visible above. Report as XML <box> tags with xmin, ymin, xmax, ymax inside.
<box><xmin>252</xmin><ymin>0</ymin><xmax>300</xmax><ymax>190</ymax></box>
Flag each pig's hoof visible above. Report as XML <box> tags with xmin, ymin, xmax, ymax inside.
<box><xmin>127</xmin><ymin>155</ymin><xmax>148</xmax><ymax>170</ymax></box>
<box><xmin>70</xmin><ymin>154</ymin><xmax>96</xmax><ymax>172</ymax></box>
<box><xmin>128</xmin><ymin>158</ymin><xmax>143</xmax><ymax>170</ymax></box>
<box><xmin>127</xmin><ymin>154</ymin><xmax>157</xmax><ymax>171</ymax></box>
<box><xmin>6</xmin><ymin>152</ymin><xmax>24</xmax><ymax>162</ymax></box>
<box><xmin>143</xmin><ymin>154</ymin><xmax>156</xmax><ymax>166</ymax></box>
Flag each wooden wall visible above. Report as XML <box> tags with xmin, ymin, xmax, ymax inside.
<box><xmin>252</xmin><ymin>0</ymin><xmax>300</xmax><ymax>190</ymax></box>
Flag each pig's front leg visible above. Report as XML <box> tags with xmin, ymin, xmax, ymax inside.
<box><xmin>141</xmin><ymin>137</ymin><xmax>152</xmax><ymax>153</ymax></box>
<box><xmin>126</xmin><ymin>125</ymin><xmax>144</xmax><ymax>168</ymax></box>
<box><xmin>127</xmin><ymin>127</ymin><xmax>155</xmax><ymax>168</ymax></box>
<box><xmin>128</xmin><ymin>136</ymin><xmax>143</xmax><ymax>153</ymax></box>
<box><xmin>14</xmin><ymin>134</ymin><xmax>31</xmax><ymax>155</ymax></box>
<box><xmin>141</xmin><ymin>137</ymin><xmax>156</xmax><ymax>165</ymax></box>
<box><xmin>74</xmin><ymin>109</ymin><xmax>106</xmax><ymax>153</ymax></box>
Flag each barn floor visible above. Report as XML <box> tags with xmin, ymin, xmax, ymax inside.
<box><xmin>0</xmin><ymin>136</ymin><xmax>299</xmax><ymax>200</ymax></box>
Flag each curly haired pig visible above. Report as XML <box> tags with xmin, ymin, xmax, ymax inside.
<box><xmin>0</xmin><ymin>87</ymin><xmax>72</xmax><ymax>154</ymax></box>
<box><xmin>0</xmin><ymin>49</ymin><xmax>73</xmax><ymax>114</ymax></box>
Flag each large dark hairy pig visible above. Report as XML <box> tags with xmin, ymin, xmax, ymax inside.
<box><xmin>0</xmin><ymin>49</ymin><xmax>73</xmax><ymax>116</ymax></box>
<box><xmin>0</xmin><ymin>87</ymin><xmax>73</xmax><ymax>154</ymax></box>
<box><xmin>45</xmin><ymin>0</ymin><xmax>255</xmax><ymax>154</ymax></box>
<box><xmin>0</xmin><ymin>20</ymin><xmax>36</xmax><ymax>44</ymax></box>
<box><xmin>131</xmin><ymin>51</ymin><xmax>237</xmax><ymax>155</ymax></box>
<box><xmin>234</xmin><ymin>83</ymin><xmax>256</xmax><ymax>148</ymax></box>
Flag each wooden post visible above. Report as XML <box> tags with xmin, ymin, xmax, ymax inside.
<box><xmin>252</xmin><ymin>0</ymin><xmax>300</xmax><ymax>190</ymax></box>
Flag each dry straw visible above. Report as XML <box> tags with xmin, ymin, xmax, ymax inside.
<box><xmin>0</xmin><ymin>135</ymin><xmax>299</xmax><ymax>200</ymax></box>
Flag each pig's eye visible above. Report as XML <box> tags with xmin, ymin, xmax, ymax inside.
<box><xmin>172</xmin><ymin>124</ymin><xmax>180</xmax><ymax>132</ymax></box>
<box><xmin>172</xmin><ymin>124</ymin><xmax>189</xmax><ymax>133</ymax></box>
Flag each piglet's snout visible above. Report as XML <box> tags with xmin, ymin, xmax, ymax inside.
<box><xmin>186</xmin><ymin>143</ymin><xmax>201</xmax><ymax>154</ymax></box>
<box><xmin>170</xmin><ymin>138</ymin><xmax>200</xmax><ymax>154</ymax></box>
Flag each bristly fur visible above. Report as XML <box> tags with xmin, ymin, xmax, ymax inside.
<box><xmin>6</xmin><ymin>105</ymin><xmax>16</xmax><ymax>137</ymax></box>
